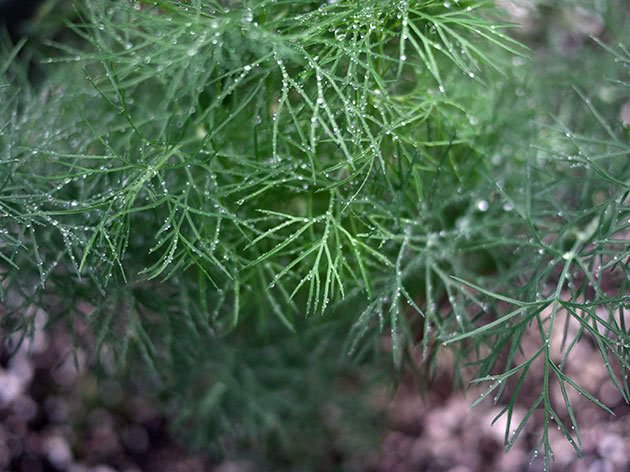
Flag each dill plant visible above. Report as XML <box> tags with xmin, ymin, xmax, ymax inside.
<box><xmin>1</xmin><ymin>0</ymin><xmax>629</xmax><ymax>469</ymax></box>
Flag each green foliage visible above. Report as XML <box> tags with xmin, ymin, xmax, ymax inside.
<box><xmin>1</xmin><ymin>0</ymin><xmax>629</xmax><ymax>470</ymax></box>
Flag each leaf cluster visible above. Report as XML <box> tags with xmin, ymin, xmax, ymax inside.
<box><xmin>1</xmin><ymin>1</ymin><xmax>629</xmax><ymax>469</ymax></box>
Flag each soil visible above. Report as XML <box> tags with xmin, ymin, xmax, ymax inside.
<box><xmin>1</xmin><ymin>305</ymin><xmax>628</xmax><ymax>472</ymax></box>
